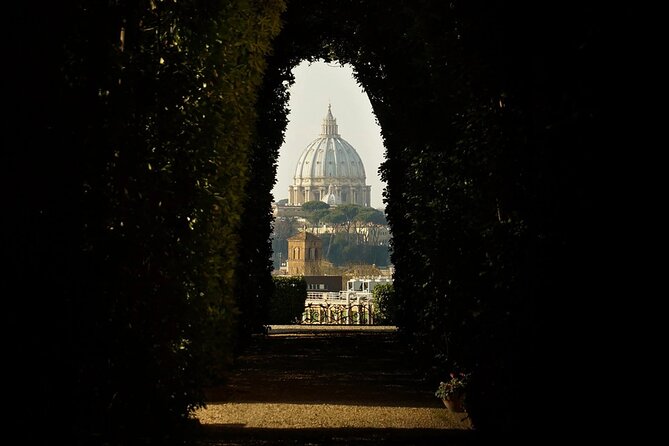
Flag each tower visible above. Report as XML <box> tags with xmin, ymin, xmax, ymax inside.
<box><xmin>287</xmin><ymin>232</ymin><xmax>323</xmax><ymax>276</ymax></box>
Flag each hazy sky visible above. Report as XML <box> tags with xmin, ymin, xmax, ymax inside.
<box><xmin>271</xmin><ymin>60</ymin><xmax>387</xmax><ymax>209</ymax></box>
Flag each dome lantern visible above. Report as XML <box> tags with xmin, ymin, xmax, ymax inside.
<box><xmin>321</xmin><ymin>104</ymin><xmax>339</xmax><ymax>137</ymax></box>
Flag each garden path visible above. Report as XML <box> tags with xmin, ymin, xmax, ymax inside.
<box><xmin>195</xmin><ymin>325</ymin><xmax>474</xmax><ymax>445</ymax></box>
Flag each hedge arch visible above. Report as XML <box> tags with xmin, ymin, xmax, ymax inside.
<box><xmin>256</xmin><ymin>0</ymin><xmax>513</xmax><ymax>431</ymax></box>
<box><xmin>255</xmin><ymin>0</ymin><xmax>605</xmax><ymax>435</ymax></box>
<box><xmin>7</xmin><ymin>0</ymin><xmax>606</xmax><ymax>443</ymax></box>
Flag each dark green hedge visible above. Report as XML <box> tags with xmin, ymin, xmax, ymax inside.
<box><xmin>7</xmin><ymin>1</ymin><xmax>285</xmax><ymax>444</ymax></box>
<box><xmin>6</xmin><ymin>0</ymin><xmax>608</xmax><ymax>442</ymax></box>
<box><xmin>372</xmin><ymin>283</ymin><xmax>397</xmax><ymax>325</ymax></box>
<box><xmin>262</xmin><ymin>0</ymin><xmax>607</xmax><ymax>436</ymax></box>
<box><xmin>269</xmin><ymin>276</ymin><xmax>307</xmax><ymax>324</ymax></box>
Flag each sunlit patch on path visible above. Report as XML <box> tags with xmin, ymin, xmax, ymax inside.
<box><xmin>196</xmin><ymin>402</ymin><xmax>469</xmax><ymax>429</ymax></box>
<box><xmin>195</xmin><ymin>325</ymin><xmax>472</xmax><ymax>444</ymax></box>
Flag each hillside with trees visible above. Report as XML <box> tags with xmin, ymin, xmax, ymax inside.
<box><xmin>271</xmin><ymin>202</ymin><xmax>391</xmax><ymax>269</ymax></box>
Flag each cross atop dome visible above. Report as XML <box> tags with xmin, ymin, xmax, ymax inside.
<box><xmin>321</xmin><ymin>103</ymin><xmax>339</xmax><ymax>137</ymax></box>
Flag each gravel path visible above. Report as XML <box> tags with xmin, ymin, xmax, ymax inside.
<box><xmin>195</xmin><ymin>326</ymin><xmax>473</xmax><ymax>445</ymax></box>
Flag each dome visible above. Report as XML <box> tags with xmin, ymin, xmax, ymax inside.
<box><xmin>288</xmin><ymin>105</ymin><xmax>371</xmax><ymax>207</ymax></box>
<box><xmin>293</xmin><ymin>105</ymin><xmax>367</xmax><ymax>184</ymax></box>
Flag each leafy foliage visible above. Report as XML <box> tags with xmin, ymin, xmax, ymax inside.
<box><xmin>234</xmin><ymin>0</ymin><xmax>289</xmax><ymax>346</ymax></box>
<box><xmin>7</xmin><ymin>0</ymin><xmax>607</xmax><ymax>442</ymax></box>
<box><xmin>272</xmin><ymin>204</ymin><xmax>390</xmax><ymax>267</ymax></box>
<box><xmin>8</xmin><ymin>1</ymin><xmax>285</xmax><ymax>443</ymax></box>
<box><xmin>269</xmin><ymin>276</ymin><xmax>307</xmax><ymax>324</ymax></box>
<box><xmin>435</xmin><ymin>373</ymin><xmax>471</xmax><ymax>400</ymax></box>
<box><xmin>271</xmin><ymin>217</ymin><xmax>299</xmax><ymax>269</ymax></box>
<box><xmin>262</xmin><ymin>0</ymin><xmax>607</xmax><ymax>435</ymax></box>
<box><xmin>302</xmin><ymin>200</ymin><xmax>331</xmax><ymax>212</ymax></box>
<box><xmin>372</xmin><ymin>283</ymin><xmax>397</xmax><ymax>325</ymax></box>
<box><xmin>320</xmin><ymin>233</ymin><xmax>391</xmax><ymax>266</ymax></box>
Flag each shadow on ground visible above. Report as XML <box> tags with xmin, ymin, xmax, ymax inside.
<box><xmin>196</xmin><ymin>327</ymin><xmax>475</xmax><ymax>445</ymax></box>
<box><xmin>204</xmin><ymin>329</ymin><xmax>440</xmax><ymax>408</ymax></box>
<box><xmin>197</xmin><ymin>426</ymin><xmax>478</xmax><ymax>445</ymax></box>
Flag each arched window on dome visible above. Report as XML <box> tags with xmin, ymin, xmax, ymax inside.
<box><xmin>294</xmin><ymin>247</ymin><xmax>300</xmax><ymax>260</ymax></box>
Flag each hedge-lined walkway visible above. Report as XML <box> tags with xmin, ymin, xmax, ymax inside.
<box><xmin>195</xmin><ymin>326</ymin><xmax>474</xmax><ymax>445</ymax></box>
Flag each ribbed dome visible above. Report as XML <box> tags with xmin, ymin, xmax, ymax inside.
<box><xmin>288</xmin><ymin>105</ymin><xmax>371</xmax><ymax>207</ymax></box>
<box><xmin>293</xmin><ymin>105</ymin><xmax>366</xmax><ymax>183</ymax></box>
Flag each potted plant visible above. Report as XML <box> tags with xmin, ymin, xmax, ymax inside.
<box><xmin>435</xmin><ymin>372</ymin><xmax>470</xmax><ymax>412</ymax></box>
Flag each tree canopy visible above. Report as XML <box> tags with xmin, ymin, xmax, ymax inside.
<box><xmin>301</xmin><ymin>200</ymin><xmax>330</xmax><ymax>212</ymax></box>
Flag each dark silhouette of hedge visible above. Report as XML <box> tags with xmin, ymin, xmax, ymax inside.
<box><xmin>7</xmin><ymin>1</ymin><xmax>286</xmax><ymax>444</ymax></box>
<box><xmin>260</xmin><ymin>0</ymin><xmax>610</xmax><ymax>437</ymax></box>
<box><xmin>6</xmin><ymin>0</ymin><xmax>613</xmax><ymax>443</ymax></box>
<box><xmin>372</xmin><ymin>283</ymin><xmax>397</xmax><ymax>325</ymax></box>
<box><xmin>269</xmin><ymin>277</ymin><xmax>307</xmax><ymax>324</ymax></box>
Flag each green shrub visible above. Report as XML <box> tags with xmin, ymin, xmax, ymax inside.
<box><xmin>372</xmin><ymin>283</ymin><xmax>397</xmax><ymax>324</ymax></box>
<box><xmin>269</xmin><ymin>276</ymin><xmax>307</xmax><ymax>324</ymax></box>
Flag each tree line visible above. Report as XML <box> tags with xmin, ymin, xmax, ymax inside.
<box><xmin>272</xmin><ymin>202</ymin><xmax>390</xmax><ymax>269</ymax></box>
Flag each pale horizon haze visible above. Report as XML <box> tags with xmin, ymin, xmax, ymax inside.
<box><xmin>271</xmin><ymin>60</ymin><xmax>387</xmax><ymax>210</ymax></box>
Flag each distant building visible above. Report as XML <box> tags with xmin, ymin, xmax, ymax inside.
<box><xmin>287</xmin><ymin>231</ymin><xmax>322</xmax><ymax>276</ymax></box>
<box><xmin>346</xmin><ymin>276</ymin><xmax>393</xmax><ymax>293</ymax></box>
<box><xmin>305</xmin><ymin>276</ymin><xmax>344</xmax><ymax>292</ymax></box>
<box><xmin>288</xmin><ymin>104</ymin><xmax>371</xmax><ymax>207</ymax></box>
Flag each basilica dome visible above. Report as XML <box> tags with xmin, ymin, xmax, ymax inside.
<box><xmin>288</xmin><ymin>105</ymin><xmax>371</xmax><ymax>207</ymax></box>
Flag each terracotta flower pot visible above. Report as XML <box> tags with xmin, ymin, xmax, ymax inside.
<box><xmin>442</xmin><ymin>394</ymin><xmax>466</xmax><ymax>412</ymax></box>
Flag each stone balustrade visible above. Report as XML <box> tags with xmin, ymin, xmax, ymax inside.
<box><xmin>302</xmin><ymin>291</ymin><xmax>376</xmax><ymax>325</ymax></box>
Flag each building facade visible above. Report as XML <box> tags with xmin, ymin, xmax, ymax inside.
<box><xmin>286</xmin><ymin>231</ymin><xmax>323</xmax><ymax>276</ymax></box>
<box><xmin>288</xmin><ymin>105</ymin><xmax>371</xmax><ymax>207</ymax></box>
<box><xmin>305</xmin><ymin>276</ymin><xmax>344</xmax><ymax>292</ymax></box>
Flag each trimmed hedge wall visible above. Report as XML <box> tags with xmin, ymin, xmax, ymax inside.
<box><xmin>7</xmin><ymin>0</ymin><xmax>608</xmax><ymax>442</ymax></box>
<box><xmin>269</xmin><ymin>276</ymin><xmax>308</xmax><ymax>324</ymax></box>
<box><xmin>7</xmin><ymin>1</ymin><xmax>285</xmax><ymax>444</ymax></box>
